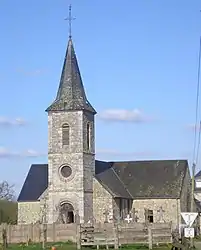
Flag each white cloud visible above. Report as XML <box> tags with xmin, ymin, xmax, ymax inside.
<box><xmin>0</xmin><ymin>117</ymin><xmax>27</xmax><ymax>127</ymax></box>
<box><xmin>16</xmin><ymin>68</ymin><xmax>47</xmax><ymax>76</ymax></box>
<box><xmin>96</xmin><ymin>148</ymin><xmax>152</xmax><ymax>157</ymax></box>
<box><xmin>22</xmin><ymin>149</ymin><xmax>45</xmax><ymax>157</ymax></box>
<box><xmin>0</xmin><ymin>147</ymin><xmax>45</xmax><ymax>159</ymax></box>
<box><xmin>98</xmin><ymin>109</ymin><xmax>150</xmax><ymax>123</ymax></box>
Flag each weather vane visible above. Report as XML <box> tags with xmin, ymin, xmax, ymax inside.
<box><xmin>65</xmin><ymin>5</ymin><xmax>76</xmax><ymax>38</ymax></box>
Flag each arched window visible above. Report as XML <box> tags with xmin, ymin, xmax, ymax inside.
<box><xmin>86</xmin><ymin>123</ymin><xmax>91</xmax><ymax>150</ymax></box>
<box><xmin>62</xmin><ymin>123</ymin><xmax>70</xmax><ymax>146</ymax></box>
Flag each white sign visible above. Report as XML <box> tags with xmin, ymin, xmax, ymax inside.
<box><xmin>181</xmin><ymin>212</ymin><xmax>198</xmax><ymax>227</ymax></box>
<box><xmin>184</xmin><ymin>228</ymin><xmax>195</xmax><ymax>238</ymax></box>
<box><xmin>125</xmin><ymin>214</ymin><xmax>132</xmax><ymax>223</ymax></box>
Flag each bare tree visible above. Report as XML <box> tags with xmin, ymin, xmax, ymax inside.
<box><xmin>0</xmin><ymin>181</ymin><xmax>15</xmax><ymax>201</ymax></box>
<box><xmin>39</xmin><ymin>196</ymin><xmax>48</xmax><ymax>249</ymax></box>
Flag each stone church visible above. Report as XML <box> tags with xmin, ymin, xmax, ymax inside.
<box><xmin>17</xmin><ymin>31</ymin><xmax>192</xmax><ymax>229</ymax></box>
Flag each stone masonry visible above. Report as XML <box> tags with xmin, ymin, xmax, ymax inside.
<box><xmin>18</xmin><ymin>202</ymin><xmax>40</xmax><ymax>224</ymax></box>
<box><xmin>47</xmin><ymin>110</ymin><xmax>95</xmax><ymax>223</ymax></box>
<box><xmin>93</xmin><ymin>178</ymin><xmax>113</xmax><ymax>222</ymax></box>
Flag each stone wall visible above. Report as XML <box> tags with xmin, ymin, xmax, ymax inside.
<box><xmin>132</xmin><ymin>198</ymin><xmax>180</xmax><ymax>229</ymax></box>
<box><xmin>18</xmin><ymin>202</ymin><xmax>40</xmax><ymax>224</ymax></box>
<box><xmin>93</xmin><ymin>178</ymin><xmax>113</xmax><ymax>222</ymax></box>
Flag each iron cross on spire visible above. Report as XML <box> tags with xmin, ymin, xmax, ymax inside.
<box><xmin>65</xmin><ymin>5</ymin><xmax>76</xmax><ymax>38</ymax></box>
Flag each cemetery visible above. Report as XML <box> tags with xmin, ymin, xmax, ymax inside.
<box><xmin>0</xmin><ymin>209</ymin><xmax>200</xmax><ymax>250</ymax></box>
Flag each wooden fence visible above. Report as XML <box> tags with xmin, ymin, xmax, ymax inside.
<box><xmin>0</xmin><ymin>223</ymin><xmax>77</xmax><ymax>243</ymax></box>
<box><xmin>78</xmin><ymin>222</ymin><xmax>172</xmax><ymax>249</ymax></box>
<box><xmin>0</xmin><ymin>222</ymin><xmax>172</xmax><ymax>248</ymax></box>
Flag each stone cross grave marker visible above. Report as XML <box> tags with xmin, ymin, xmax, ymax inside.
<box><xmin>103</xmin><ymin>210</ymin><xmax>110</xmax><ymax>223</ymax></box>
<box><xmin>113</xmin><ymin>214</ymin><xmax>121</xmax><ymax>224</ymax></box>
<box><xmin>144</xmin><ymin>208</ymin><xmax>148</xmax><ymax>223</ymax></box>
<box><xmin>157</xmin><ymin>206</ymin><xmax>165</xmax><ymax>222</ymax></box>
<box><xmin>108</xmin><ymin>211</ymin><xmax>113</xmax><ymax>222</ymax></box>
<box><xmin>132</xmin><ymin>208</ymin><xmax>139</xmax><ymax>222</ymax></box>
<box><xmin>125</xmin><ymin>214</ymin><xmax>133</xmax><ymax>223</ymax></box>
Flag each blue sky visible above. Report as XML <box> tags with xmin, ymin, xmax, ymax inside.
<box><xmin>0</xmin><ymin>0</ymin><xmax>201</xmax><ymax>195</ymax></box>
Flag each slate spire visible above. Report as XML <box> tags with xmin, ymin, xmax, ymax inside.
<box><xmin>46</xmin><ymin>6</ymin><xmax>96</xmax><ymax>114</ymax></box>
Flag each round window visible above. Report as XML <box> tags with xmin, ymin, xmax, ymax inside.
<box><xmin>60</xmin><ymin>165</ymin><xmax>72</xmax><ymax>178</ymax></box>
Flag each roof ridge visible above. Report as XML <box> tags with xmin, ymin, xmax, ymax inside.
<box><xmin>111</xmin><ymin>167</ymin><xmax>133</xmax><ymax>198</ymax></box>
<box><xmin>110</xmin><ymin>159</ymin><xmax>187</xmax><ymax>164</ymax></box>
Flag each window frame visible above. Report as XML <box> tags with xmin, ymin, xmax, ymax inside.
<box><xmin>148</xmin><ymin>209</ymin><xmax>154</xmax><ymax>223</ymax></box>
<box><xmin>62</xmin><ymin>123</ymin><xmax>70</xmax><ymax>146</ymax></box>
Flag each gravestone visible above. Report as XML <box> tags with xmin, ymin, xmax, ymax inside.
<box><xmin>108</xmin><ymin>211</ymin><xmax>113</xmax><ymax>222</ymax></box>
<box><xmin>144</xmin><ymin>208</ymin><xmax>149</xmax><ymax>224</ymax></box>
<box><xmin>103</xmin><ymin>210</ymin><xmax>110</xmax><ymax>223</ymax></box>
<box><xmin>157</xmin><ymin>206</ymin><xmax>165</xmax><ymax>222</ymax></box>
<box><xmin>125</xmin><ymin>214</ymin><xmax>132</xmax><ymax>223</ymax></box>
<box><xmin>113</xmin><ymin>214</ymin><xmax>121</xmax><ymax>224</ymax></box>
<box><xmin>132</xmin><ymin>208</ymin><xmax>139</xmax><ymax>222</ymax></box>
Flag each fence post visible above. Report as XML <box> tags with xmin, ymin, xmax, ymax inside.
<box><xmin>2</xmin><ymin>223</ymin><xmax>8</xmax><ymax>250</ymax></box>
<box><xmin>28</xmin><ymin>223</ymin><xmax>34</xmax><ymax>243</ymax></box>
<box><xmin>7</xmin><ymin>224</ymin><xmax>11</xmax><ymax>244</ymax></box>
<box><xmin>169</xmin><ymin>221</ymin><xmax>173</xmax><ymax>243</ymax></box>
<box><xmin>114</xmin><ymin>222</ymin><xmax>119</xmax><ymax>249</ymax></box>
<box><xmin>52</xmin><ymin>222</ymin><xmax>56</xmax><ymax>242</ymax></box>
<box><xmin>76</xmin><ymin>222</ymin><xmax>81</xmax><ymax>249</ymax></box>
<box><xmin>148</xmin><ymin>226</ymin><xmax>153</xmax><ymax>250</ymax></box>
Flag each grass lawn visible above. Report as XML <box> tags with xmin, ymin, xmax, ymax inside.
<box><xmin>1</xmin><ymin>242</ymin><xmax>171</xmax><ymax>250</ymax></box>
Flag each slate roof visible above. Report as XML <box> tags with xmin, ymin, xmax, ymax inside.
<box><xmin>111</xmin><ymin>160</ymin><xmax>188</xmax><ymax>198</ymax></box>
<box><xmin>18</xmin><ymin>164</ymin><xmax>48</xmax><ymax>202</ymax></box>
<box><xmin>46</xmin><ymin>38</ymin><xmax>96</xmax><ymax>114</ymax></box>
<box><xmin>17</xmin><ymin>160</ymin><xmax>188</xmax><ymax>202</ymax></box>
<box><xmin>195</xmin><ymin>170</ymin><xmax>201</xmax><ymax>179</ymax></box>
<box><xmin>192</xmin><ymin>170</ymin><xmax>201</xmax><ymax>192</ymax></box>
<box><xmin>95</xmin><ymin>161</ymin><xmax>132</xmax><ymax>199</ymax></box>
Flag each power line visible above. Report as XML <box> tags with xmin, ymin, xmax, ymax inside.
<box><xmin>196</xmin><ymin>121</ymin><xmax>201</xmax><ymax>165</ymax></box>
<box><xmin>190</xmin><ymin>32</ymin><xmax>201</xmax><ymax>249</ymax></box>
<box><xmin>192</xmin><ymin>36</ymin><xmax>201</xmax><ymax>165</ymax></box>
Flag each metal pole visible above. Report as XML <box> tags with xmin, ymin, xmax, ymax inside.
<box><xmin>190</xmin><ymin>163</ymin><xmax>196</xmax><ymax>248</ymax></box>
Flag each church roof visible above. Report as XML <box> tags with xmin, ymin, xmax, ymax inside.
<box><xmin>110</xmin><ymin>160</ymin><xmax>188</xmax><ymax>198</ymax></box>
<box><xmin>17</xmin><ymin>159</ymin><xmax>188</xmax><ymax>202</ymax></box>
<box><xmin>46</xmin><ymin>38</ymin><xmax>96</xmax><ymax>114</ymax></box>
<box><xmin>95</xmin><ymin>160</ymin><xmax>132</xmax><ymax>199</ymax></box>
<box><xmin>18</xmin><ymin>164</ymin><xmax>48</xmax><ymax>202</ymax></box>
<box><xmin>195</xmin><ymin>170</ymin><xmax>201</xmax><ymax>179</ymax></box>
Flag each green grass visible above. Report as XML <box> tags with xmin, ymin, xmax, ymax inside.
<box><xmin>0</xmin><ymin>242</ymin><xmax>171</xmax><ymax>250</ymax></box>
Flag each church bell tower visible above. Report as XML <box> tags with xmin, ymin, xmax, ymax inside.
<box><xmin>46</xmin><ymin>6</ymin><xmax>96</xmax><ymax>223</ymax></box>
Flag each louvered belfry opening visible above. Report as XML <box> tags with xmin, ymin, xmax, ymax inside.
<box><xmin>62</xmin><ymin>123</ymin><xmax>70</xmax><ymax>146</ymax></box>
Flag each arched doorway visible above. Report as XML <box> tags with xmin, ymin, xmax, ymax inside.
<box><xmin>59</xmin><ymin>202</ymin><xmax>74</xmax><ymax>224</ymax></box>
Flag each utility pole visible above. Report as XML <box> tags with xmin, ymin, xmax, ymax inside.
<box><xmin>190</xmin><ymin>162</ymin><xmax>196</xmax><ymax>248</ymax></box>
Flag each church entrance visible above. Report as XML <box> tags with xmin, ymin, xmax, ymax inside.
<box><xmin>67</xmin><ymin>211</ymin><xmax>74</xmax><ymax>223</ymax></box>
<box><xmin>59</xmin><ymin>202</ymin><xmax>75</xmax><ymax>224</ymax></box>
